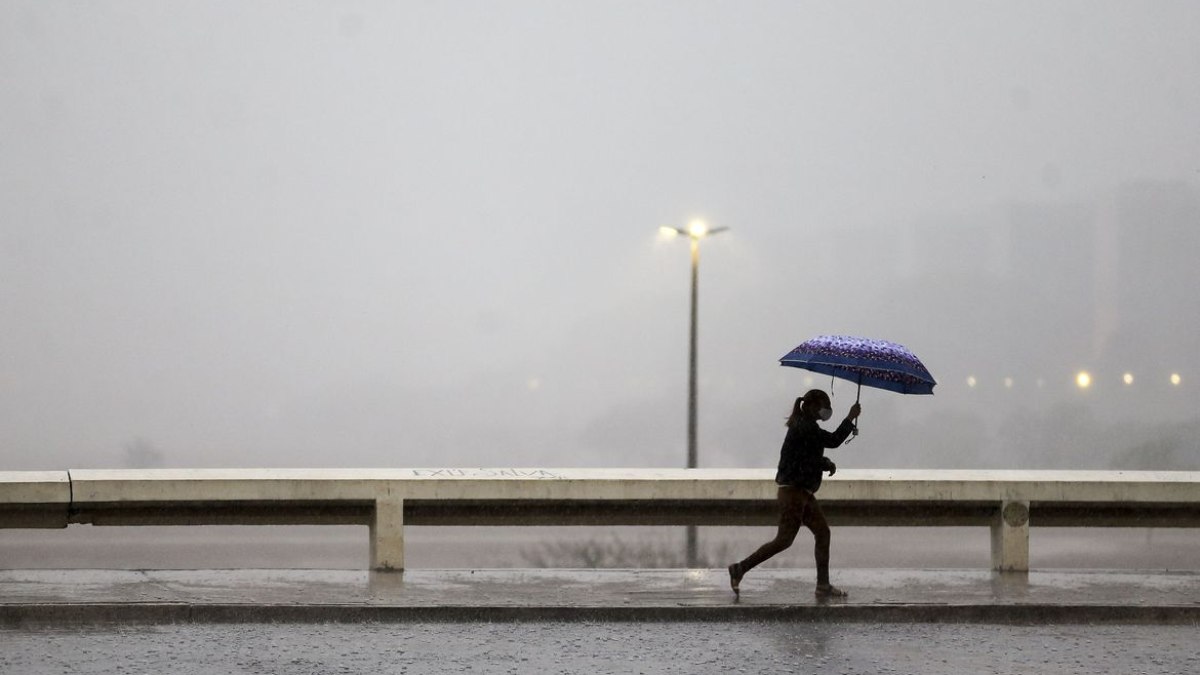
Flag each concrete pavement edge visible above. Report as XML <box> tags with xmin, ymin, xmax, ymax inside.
<box><xmin>4</xmin><ymin>603</ymin><xmax>1200</xmax><ymax>627</ymax></box>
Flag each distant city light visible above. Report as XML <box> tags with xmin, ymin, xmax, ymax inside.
<box><xmin>687</xmin><ymin>219</ymin><xmax>709</xmax><ymax>238</ymax></box>
<box><xmin>802</xmin><ymin>375</ymin><xmax>815</xmax><ymax>387</ymax></box>
<box><xmin>1076</xmin><ymin>371</ymin><xmax>1092</xmax><ymax>389</ymax></box>
<box><xmin>1003</xmin><ymin>377</ymin><xmax>1014</xmax><ymax>389</ymax></box>
<box><xmin>526</xmin><ymin>377</ymin><xmax>542</xmax><ymax>391</ymax></box>
<box><xmin>1123</xmin><ymin>372</ymin><xmax>1134</xmax><ymax>385</ymax></box>
<box><xmin>966</xmin><ymin>376</ymin><xmax>977</xmax><ymax>388</ymax></box>
<box><xmin>658</xmin><ymin>226</ymin><xmax>680</xmax><ymax>240</ymax></box>
<box><xmin>1171</xmin><ymin>373</ymin><xmax>1182</xmax><ymax>386</ymax></box>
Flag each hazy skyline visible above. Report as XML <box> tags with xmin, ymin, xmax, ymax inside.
<box><xmin>3</xmin><ymin>1</ymin><xmax>1199</xmax><ymax>471</ymax></box>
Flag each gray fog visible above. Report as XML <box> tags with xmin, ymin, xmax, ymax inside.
<box><xmin>3</xmin><ymin>1</ymin><xmax>1199</xmax><ymax>473</ymax></box>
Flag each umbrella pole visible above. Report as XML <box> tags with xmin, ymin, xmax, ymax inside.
<box><xmin>853</xmin><ymin>376</ymin><xmax>861</xmax><ymax>436</ymax></box>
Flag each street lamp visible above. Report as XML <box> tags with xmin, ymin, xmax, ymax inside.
<box><xmin>1075</xmin><ymin>371</ymin><xmax>1092</xmax><ymax>390</ymax></box>
<box><xmin>660</xmin><ymin>219</ymin><xmax>728</xmax><ymax>567</ymax></box>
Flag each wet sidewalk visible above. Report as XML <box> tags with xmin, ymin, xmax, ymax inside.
<box><xmin>3</xmin><ymin>568</ymin><xmax>1199</xmax><ymax>625</ymax></box>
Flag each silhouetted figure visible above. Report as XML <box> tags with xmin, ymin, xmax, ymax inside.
<box><xmin>728</xmin><ymin>389</ymin><xmax>861</xmax><ymax>599</ymax></box>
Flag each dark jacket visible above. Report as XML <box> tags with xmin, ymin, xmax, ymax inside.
<box><xmin>774</xmin><ymin>417</ymin><xmax>855</xmax><ymax>493</ymax></box>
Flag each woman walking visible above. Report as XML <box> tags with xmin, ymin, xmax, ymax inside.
<box><xmin>728</xmin><ymin>389</ymin><xmax>861</xmax><ymax>599</ymax></box>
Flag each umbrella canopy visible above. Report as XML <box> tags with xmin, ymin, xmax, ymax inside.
<box><xmin>780</xmin><ymin>335</ymin><xmax>936</xmax><ymax>397</ymax></box>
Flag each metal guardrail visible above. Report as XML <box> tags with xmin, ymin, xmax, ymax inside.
<box><xmin>3</xmin><ymin>469</ymin><xmax>1199</xmax><ymax>572</ymax></box>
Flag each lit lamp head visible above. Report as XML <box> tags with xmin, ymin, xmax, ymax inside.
<box><xmin>1076</xmin><ymin>371</ymin><xmax>1092</xmax><ymax>389</ymax></box>
<box><xmin>658</xmin><ymin>219</ymin><xmax>729</xmax><ymax>242</ymax></box>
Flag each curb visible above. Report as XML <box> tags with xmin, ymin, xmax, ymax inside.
<box><xmin>4</xmin><ymin>603</ymin><xmax>1199</xmax><ymax>627</ymax></box>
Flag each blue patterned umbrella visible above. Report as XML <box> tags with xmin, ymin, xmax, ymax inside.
<box><xmin>780</xmin><ymin>335</ymin><xmax>937</xmax><ymax>399</ymax></box>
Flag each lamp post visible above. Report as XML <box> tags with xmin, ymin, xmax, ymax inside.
<box><xmin>659</xmin><ymin>219</ymin><xmax>728</xmax><ymax>567</ymax></box>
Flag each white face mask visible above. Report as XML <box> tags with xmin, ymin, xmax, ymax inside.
<box><xmin>818</xmin><ymin>407</ymin><xmax>833</xmax><ymax>422</ymax></box>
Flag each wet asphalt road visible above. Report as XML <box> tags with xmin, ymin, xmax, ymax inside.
<box><xmin>3</xmin><ymin>622</ymin><xmax>1197</xmax><ymax>675</ymax></box>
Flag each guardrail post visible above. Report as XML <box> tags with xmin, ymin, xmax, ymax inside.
<box><xmin>370</xmin><ymin>498</ymin><xmax>404</xmax><ymax>572</ymax></box>
<box><xmin>990</xmin><ymin>500</ymin><xmax>1029</xmax><ymax>572</ymax></box>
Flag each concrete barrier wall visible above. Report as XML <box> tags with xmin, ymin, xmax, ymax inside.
<box><xmin>66</xmin><ymin>467</ymin><xmax>1200</xmax><ymax>502</ymax></box>
<box><xmin>0</xmin><ymin>471</ymin><xmax>71</xmax><ymax>528</ymax></box>
<box><xmin>4</xmin><ymin>469</ymin><xmax>1200</xmax><ymax>572</ymax></box>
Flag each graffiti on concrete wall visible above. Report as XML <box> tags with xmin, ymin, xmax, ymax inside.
<box><xmin>409</xmin><ymin>468</ymin><xmax>562</xmax><ymax>479</ymax></box>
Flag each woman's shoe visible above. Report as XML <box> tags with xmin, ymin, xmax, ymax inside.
<box><xmin>728</xmin><ymin>563</ymin><xmax>743</xmax><ymax>596</ymax></box>
<box><xmin>814</xmin><ymin>584</ymin><xmax>848</xmax><ymax>599</ymax></box>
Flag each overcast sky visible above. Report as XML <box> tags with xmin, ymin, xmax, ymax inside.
<box><xmin>3</xmin><ymin>1</ymin><xmax>1199</xmax><ymax>471</ymax></box>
